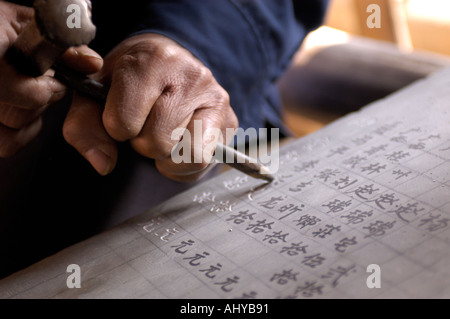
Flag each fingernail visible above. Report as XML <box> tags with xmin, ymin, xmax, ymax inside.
<box><xmin>84</xmin><ymin>148</ymin><xmax>115</xmax><ymax>176</ymax></box>
<box><xmin>74</xmin><ymin>48</ymin><xmax>103</xmax><ymax>60</ymax></box>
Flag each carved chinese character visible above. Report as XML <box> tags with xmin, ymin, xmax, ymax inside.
<box><xmin>360</xmin><ymin>163</ymin><xmax>387</xmax><ymax>175</ymax></box>
<box><xmin>258</xmin><ymin>196</ymin><xmax>286</xmax><ymax>209</ymax></box>
<box><xmin>183</xmin><ymin>252</ymin><xmax>210</xmax><ymax>266</ymax></box>
<box><xmin>348</xmin><ymin>184</ymin><xmax>379</xmax><ymax>200</ymax></box>
<box><xmin>351</xmin><ymin>135</ymin><xmax>372</xmax><ymax>146</ymax></box>
<box><xmin>193</xmin><ymin>192</ymin><xmax>216</xmax><ymax>204</ymax></box>
<box><xmin>214</xmin><ymin>276</ymin><xmax>240</xmax><ymax>292</ymax></box>
<box><xmin>294</xmin><ymin>214</ymin><xmax>321</xmax><ymax>229</ymax></box>
<box><xmin>263</xmin><ymin>231</ymin><xmax>289</xmax><ymax>244</ymax></box>
<box><xmin>171</xmin><ymin>240</ymin><xmax>195</xmax><ymax>254</ymax></box>
<box><xmin>312</xmin><ymin>224</ymin><xmax>341</xmax><ymax>239</ymax></box>
<box><xmin>278</xmin><ymin>203</ymin><xmax>305</xmax><ymax>220</ymax></box>
<box><xmin>408</xmin><ymin>142</ymin><xmax>426</xmax><ymax>150</ymax></box>
<box><xmin>322</xmin><ymin>199</ymin><xmax>352</xmax><ymax>214</ymax></box>
<box><xmin>364</xmin><ymin>144</ymin><xmax>388</xmax><ymax>156</ymax></box>
<box><xmin>294</xmin><ymin>160</ymin><xmax>319</xmax><ymax>173</ymax></box>
<box><xmin>390</xmin><ymin>135</ymin><xmax>408</xmax><ymax>144</ymax></box>
<box><xmin>223</xmin><ymin>176</ymin><xmax>248</xmax><ymax>190</ymax></box>
<box><xmin>246</xmin><ymin>219</ymin><xmax>274</xmax><ymax>233</ymax></box>
<box><xmin>363</xmin><ymin>220</ymin><xmax>396</xmax><ymax>238</ymax></box>
<box><xmin>372</xmin><ymin>122</ymin><xmax>401</xmax><ymax>135</ymax></box>
<box><xmin>342</xmin><ymin>156</ymin><xmax>367</xmax><ymax>169</ymax></box>
<box><xmin>302</xmin><ymin>253</ymin><xmax>326</xmax><ymax>268</ymax></box>
<box><xmin>327</xmin><ymin>146</ymin><xmax>349</xmax><ymax>158</ymax></box>
<box><xmin>320</xmin><ymin>265</ymin><xmax>357</xmax><ymax>287</ymax></box>
<box><xmin>392</xmin><ymin>169</ymin><xmax>412</xmax><ymax>180</ymax></box>
<box><xmin>388</xmin><ymin>202</ymin><xmax>425</xmax><ymax>222</ymax></box>
<box><xmin>334</xmin><ymin>237</ymin><xmax>358</xmax><ymax>253</ymax></box>
<box><xmin>292</xmin><ymin>281</ymin><xmax>324</xmax><ymax>298</ymax></box>
<box><xmin>280</xmin><ymin>242</ymin><xmax>308</xmax><ymax>256</ymax></box>
<box><xmin>367</xmin><ymin>193</ymin><xmax>399</xmax><ymax>210</ymax></box>
<box><xmin>270</xmin><ymin>269</ymin><xmax>299</xmax><ymax>285</ymax></box>
<box><xmin>332</xmin><ymin>176</ymin><xmax>358</xmax><ymax>190</ymax></box>
<box><xmin>199</xmin><ymin>263</ymin><xmax>223</xmax><ymax>279</ymax></box>
<box><xmin>315</xmin><ymin>169</ymin><xmax>341</xmax><ymax>182</ymax></box>
<box><xmin>340</xmin><ymin>209</ymin><xmax>373</xmax><ymax>225</ymax></box>
<box><xmin>226</xmin><ymin>210</ymin><xmax>255</xmax><ymax>224</ymax></box>
<box><xmin>210</xmin><ymin>200</ymin><xmax>236</xmax><ymax>213</ymax></box>
<box><xmin>289</xmin><ymin>181</ymin><xmax>313</xmax><ymax>193</ymax></box>
<box><xmin>155</xmin><ymin>227</ymin><xmax>180</xmax><ymax>242</ymax></box>
<box><xmin>141</xmin><ymin>217</ymin><xmax>165</xmax><ymax>233</ymax></box>
<box><xmin>386</xmin><ymin>151</ymin><xmax>410</xmax><ymax>162</ymax></box>
<box><xmin>418</xmin><ymin>214</ymin><xmax>450</xmax><ymax>232</ymax></box>
<box><xmin>418</xmin><ymin>134</ymin><xmax>440</xmax><ymax>141</ymax></box>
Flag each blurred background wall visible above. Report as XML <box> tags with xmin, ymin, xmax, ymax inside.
<box><xmin>280</xmin><ymin>0</ymin><xmax>450</xmax><ymax>137</ymax></box>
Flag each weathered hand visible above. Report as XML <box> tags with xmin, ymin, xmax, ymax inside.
<box><xmin>63</xmin><ymin>33</ymin><xmax>238</xmax><ymax>181</ymax></box>
<box><xmin>0</xmin><ymin>1</ymin><xmax>102</xmax><ymax>157</ymax></box>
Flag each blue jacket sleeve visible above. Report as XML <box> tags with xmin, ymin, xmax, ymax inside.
<box><xmin>91</xmin><ymin>0</ymin><xmax>328</xmax><ymax>133</ymax></box>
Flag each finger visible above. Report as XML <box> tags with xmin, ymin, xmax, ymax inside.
<box><xmin>0</xmin><ymin>118</ymin><xmax>42</xmax><ymax>157</ymax></box>
<box><xmin>129</xmin><ymin>79</ymin><xmax>235</xmax><ymax>160</ymax></box>
<box><xmin>156</xmin><ymin>108</ymin><xmax>224</xmax><ymax>177</ymax></box>
<box><xmin>63</xmin><ymin>93</ymin><xmax>118</xmax><ymax>176</ymax></box>
<box><xmin>154</xmin><ymin>105</ymin><xmax>237</xmax><ymax>182</ymax></box>
<box><xmin>59</xmin><ymin>45</ymin><xmax>103</xmax><ymax>75</ymax></box>
<box><xmin>102</xmin><ymin>53</ymin><xmax>163</xmax><ymax>141</ymax></box>
<box><xmin>14</xmin><ymin>3</ymin><xmax>34</xmax><ymax>25</ymax></box>
<box><xmin>155</xmin><ymin>159</ymin><xmax>218</xmax><ymax>183</ymax></box>
<box><xmin>129</xmin><ymin>90</ymin><xmax>194</xmax><ymax>160</ymax></box>
<box><xmin>0</xmin><ymin>102</ymin><xmax>47</xmax><ymax>129</ymax></box>
<box><xmin>0</xmin><ymin>60</ymin><xmax>66</xmax><ymax>109</ymax></box>
<box><xmin>2</xmin><ymin>2</ymin><xmax>34</xmax><ymax>45</ymax></box>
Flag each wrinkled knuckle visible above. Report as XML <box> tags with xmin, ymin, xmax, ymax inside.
<box><xmin>116</xmin><ymin>53</ymin><xmax>140</xmax><ymax>70</ymax></box>
<box><xmin>215</xmin><ymin>87</ymin><xmax>231</xmax><ymax>107</ymax></box>
<box><xmin>115</xmin><ymin>53</ymin><xmax>150</xmax><ymax>79</ymax></box>
<box><xmin>157</xmin><ymin>46</ymin><xmax>180</xmax><ymax>63</ymax></box>
<box><xmin>143</xmin><ymin>40</ymin><xmax>183</xmax><ymax>63</ymax></box>
<box><xmin>179</xmin><ymin>64</ymin><xmax>212</xmax><ymax>88</ymax></box>
<box><xmin>197</xmin><ymin>65</ymin><xmax>214</xmax><ymax>81</ymax></box>
<box><xmin>194</xmin><ymin>66</ymin><xmax>215</xmax><ymax>87</ymax></box>
<box><xmin>118</xmin><ymin>45</ymin><xmax>172</xmax><ymax>70</ymax></box>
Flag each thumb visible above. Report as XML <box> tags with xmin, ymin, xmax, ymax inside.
<box><xmin>63</xmin><ymin>93</ymin><xmax>117</xmax><ymax>176</ymax></box>
<box><xmin>59</xmin><ymin>45</ymin><xmax>103</xmax><ymax>75</ymax></box>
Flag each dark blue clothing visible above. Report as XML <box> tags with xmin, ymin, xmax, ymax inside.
<box><xmin>91</xmin><ymin>0</ymin><xmax>328</xmax><ymax>133</ymax></box>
